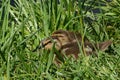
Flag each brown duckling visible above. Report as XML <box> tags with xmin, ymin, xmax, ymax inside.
<box><xmin>33</xmin><ymin>30</ymin><xmax>112</xmax><ymax>62</ymax></box>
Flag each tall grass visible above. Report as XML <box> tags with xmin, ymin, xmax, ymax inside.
<box><xmin>0</xmin><ymin>0</ymin><xmax>120</xmax><ymax>79</ymax></box>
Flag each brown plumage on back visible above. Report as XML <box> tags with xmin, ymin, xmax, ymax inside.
<box><xmin>51</xmin><ymin>30</ymin><xmax>89</xmax><ymax>46</ymax></box>
<box><xmin>33</xmin><ymin>30</ymin><xmax>112</xmax><ymax>62</ymax></box>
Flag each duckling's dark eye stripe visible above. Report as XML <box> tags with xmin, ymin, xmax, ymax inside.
<box><xmin>42</xmin><ymin>40</ymin><xmax>52</xmax><ymax>47</ymax></box>
<box><xmin>51</xmin><ymin>36</ymin><xmax>62</xmax><ymax>43</ymax></box>
<box><xmin>42</xmin><ymin>36</ymin><xmax>60</xmax><ymax>46</ymax></box>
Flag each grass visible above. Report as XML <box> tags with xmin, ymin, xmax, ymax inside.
<box><xmin>0</xmin><ymin>0</ymin><xmax>120</xmax><ymax>79</ymax></box>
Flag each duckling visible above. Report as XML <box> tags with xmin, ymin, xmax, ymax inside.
<box><xmin>32</xmin><ymin>30</ymin><xmax>89</xmax><ymax>51</ymax></box>
<box><xmin>32</xmin><ymin>30</ymin><xmax>112</xmax><ymax>62</ymax></box>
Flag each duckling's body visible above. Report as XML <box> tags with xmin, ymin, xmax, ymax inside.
<box><xmin>33</xmin><ymin>30</ymin><xmax>112</xmax><ymax>62</ymax></box>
